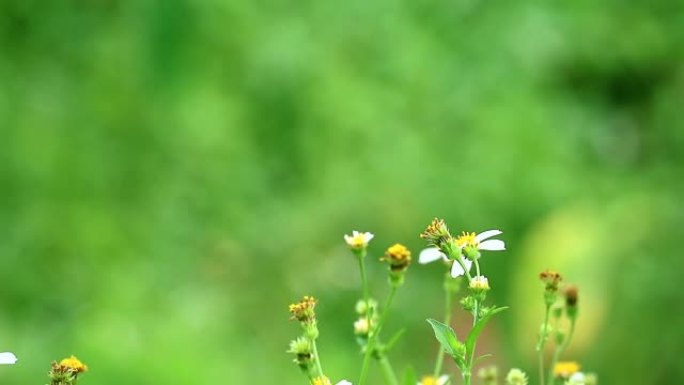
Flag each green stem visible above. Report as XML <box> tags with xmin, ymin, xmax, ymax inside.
<box><xmin>537</xmin><ymin>303</ymin><xmax>552</xmax><ymax>385</ymax></box>
<box><xmin>311</xmin><ymin>337</ymin><xmax>324</xmax><ymax>378</ymax></box>
<box><xmin>359</xmin><ymin>285</ymin><xmax>398</xmax><ymax>385</ymax></box>
<box><xmin>547</xmin><ymin>318</ymin><xmax>576</xmax><ymax>385</ymax></box>
<box><xmin>379</xmin><ymin>355</ymin><xmax>400</xmax><ymax>385</ymax></box>
<box><xmin>433</xmin><ymin>285</ymin><xmax>453</xmax><ymax>377</ymax></box>
<box><xmin>358</xmin><ymin>252</ymin><xmax>370</xmax><ymax>306</ymax></box>
<box><xmin>474</xmin><ymin>259</ymin><xmax>481</xmax><ymax>277</ymax></box>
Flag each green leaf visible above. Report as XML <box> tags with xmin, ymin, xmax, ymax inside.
<box><xmin>465</xmin><ymin>307</ymin><xmax>508</xmax><ymax>359</ymax></box>
<box><xmin>402</xmin><ymin>366</ymin><xmax>417</xmax><ymax>385</ymax></box>
<box><xmin>474</xmin><ymin>353</ymin><xmax>493</xmax><ymax>364</ymax></box>
<box><xmin>426</xmin><ymin>319</ymin><xmax>464</xmax><ymax>358</ymax></box>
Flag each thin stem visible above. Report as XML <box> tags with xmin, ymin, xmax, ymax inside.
<box><xmin>311</xmin><ymin>338</ymin><xmax>324</xmax><ymax>378</ymax></box>
<box><xmin>547</xmin><ymin>318</ymin><xmax>577</xmax><ymax>385</ymax></box>
<box><xmin>537</xmin><ymin>303</ymin><xmax>552</xmax><ymax>385</ymax></box>
<box><xmin>433</xmin><ymin>285</ymin><xmax>453</xmax><ymax>377</ymax></box>
<box><xmin>475</xmin><ymin>260</ymin><xmax>481</xmax><ymax>277</ymax></box>
<box><xmin>359</xmin><ymin>285</ymin><xmax>398</xmax><ymax>385</ymax></box>
<box><xmin>379</xmin><ymin>355</ymin><xmax>400</xmax><ymax>385</ymax></box>
<box><xmin>358</xmin><ymin>253</ymin><xmax>370</xmax><ymax>306</ymax></box>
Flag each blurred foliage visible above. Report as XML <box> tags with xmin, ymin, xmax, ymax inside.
<box><xmin>1</xmin><ymin>0</ymin><xmax>683</xmax><ymax>384</ymax></box>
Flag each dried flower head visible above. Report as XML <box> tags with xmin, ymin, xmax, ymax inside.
<box><xmin>344</xmin><ymin>231</ymin><xmax>374</xmax><ymax>250</ymax></box>
<box><xmin>381</xmin><ymin>244</ymin><xmax>412</xmax><ymax>271</ymax></box>
<box><xmin>554</xmin><ymin>361</ymin><xmax>581</xmax><ymax>378</ymax></box>
<box><xmin>564</xmin><ymin>285</ymin><xmax>579</xmax><ymax>307</ymax></box>
<box><xmin>420</xmin><ymin>218</ymin><xmax>451</xmax><ymax>247</ymax></box>
<box><xmin>289</xmin><ymin>296</ymin><xmax>317</xmax><ymax>322</ymax></box>
<box><xmin>539</xmin><ymin>269</ymin><xmax>563</xmax><ymax>291</ymax></box>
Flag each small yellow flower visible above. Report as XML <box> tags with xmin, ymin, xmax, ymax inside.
<box><xmin>554</xmin><ymin>361</ymin><xmax>581</xmax><ymax>378</ymax></box>
<box><xmin>289</xmin><ymin>296</ymin><xmax>317</xmax><ymax>322</ymax></box>
<box><xmin>344</xmin><ymin>231</ymin><xmax>374</xmax><ymax>250</ymax></box>
<box><xmin>418</xmin><ymin>375</ymin><xmax>448</xmax><ymax>385</ymax></box>
<box><xmin>381</xmin><ymin>244</ymin><xmax>412</xmax><ymax>270</ymax></box>
<box><xmin>312</xmin><ymin>376</ymin><xmax>332</xmax><ymax>385</ymax></box>
<box><xmin>59</xmin><ymin>355</ymin><xmax>88</xmax><ymax>373</ymax></box>
<box><xmin>354</xmin><ymin>317</ymin><xmax>371</xmax><ymax>335</ymax></box>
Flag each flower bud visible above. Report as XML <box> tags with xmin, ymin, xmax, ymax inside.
<box><xmin>355</xmin><ymin>298</ymin><xmax>378</xmax><ymax>316</ymax></box>
<box><xmin>469</xmin><ymin>276</ymin><xmax>490</xmax><ymax>291</ymax></box>
<box><xmin>478</xmin><ymin>365</ymin><xmax>498</xmax><ymax>385</ymax></box>
<box><xmin>539</xmin><ymin>269</ymin><xmax>563</xmax><ymax>291</ymax></box>
<box><xmin>564</xmin><ymin>285</ymin><xmax>579</xmax><ymax>319</ymax></box>
<box><xmin>420</xmin><ymin>218</ymin><xmax>451</xmax><ymax>248</ymax></box>
<box><xmin>354</xmin><ymin>317</ymin><xmax>371</xmax><ymax>336</ymax></box>
<box><xmin>288</xmin><ymin>337</ymin><xmax>313</xmax><ymax>370</ymax></box>
<box><xmin>505</xmin><ymin>368</ymin><xmax>528</xmax><ymax>385</ymax></box>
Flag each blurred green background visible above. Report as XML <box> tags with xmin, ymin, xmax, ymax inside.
<box><xmin>1</xmin><ymin>0</ymin><xmax>683</xmax><ymax>384</ymax></box>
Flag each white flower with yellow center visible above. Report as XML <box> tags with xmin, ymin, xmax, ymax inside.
<box><xmin>311</xmin><ymin>376</ymin><xmax>353</xmax><ymax>385</ymax></box>
<box><xmin>454</xmin><ymin>230</ymin><xmax>505</xmax><ymax>251</ymax></box>
<box><xmin>344</xmin><ymin>231</ymin><xmax>374</xmax><ymax>250</ymax></box>
<box><xmin>417</xmin><ymin>375</ymin><xmax>449</xmax><ymax>385</ymax></box>
<box><xmin>0</xmin><ymin>352</ymin><xmax>17</xmax><ymax>365</ymax></box>
<box><xmin>419</xmin><ymin>229</ymin><xmax>504</xmax><ymax>278</ymax></box>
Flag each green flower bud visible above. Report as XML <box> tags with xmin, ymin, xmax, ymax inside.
<box><xmin>505</xmin><ymin>368</ymin><xmax>528</xmax><ymax>385</ymax></box>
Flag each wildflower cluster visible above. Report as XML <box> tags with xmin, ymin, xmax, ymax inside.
<box><xmin>48</xmin><ymin>356</ymin><xmax>89</xmax><ymax>385</ymax></box>
<box><xmin>285</xmin><ymin>217</ymin><xmax>597</xmax><ymax>385</ymax></box>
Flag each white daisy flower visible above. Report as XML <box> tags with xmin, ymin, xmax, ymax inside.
<box><xmin>418</xmin><ymin>247</ymin><xmax>473</xmax><ymax>278</ymax></box>
<box><xmin>419</xmin><ymin>229</ymin><xmax>504</xmax><ymax>278</ymax></box>
<box><xmin>344</xmin><ymin>231</ymin><xmax>374</xmax><ymax>250</ymax></box>
<box><xmin>0</xmin><ymin>352</ymin><xmax>17</xmax><ymax>365</ymax></box>
<box><xmin>417</xmin><ymin>374</ymin><xmax>449</xmax><ymax>385</ymax></box>
<box><xmin>454</xmin><ymin>230</ymin><xmax>505</xmax><ymax>251</ymax></box>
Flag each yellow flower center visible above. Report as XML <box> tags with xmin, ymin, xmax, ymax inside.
<box><xmin>554</xmin><ymin>361</ymin><xmax>581</xmax><ymax>378</ymax></box>
<box><xmin>311</xmin><ymin>376</ymin><xmax>332</xmax><ymax>385</ymax></box>
<box><xmin>59</xmin><ymin>355</ymin><xmax>88</xmax><ymax>373</ymax></box>
<box><xmin>420</xmin><ymin>376</ymin><xmax>439</xmax><ymax>385</ymax></box>
<box><xmin>455</xmin><ymin>232</ymin><xmax>478</xmax><ymax>248</ymax></box>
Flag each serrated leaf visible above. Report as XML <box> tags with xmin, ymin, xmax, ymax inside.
<box><xmin>465</xmin><ymin>307</ymin><xmax>508</xmax><ymax>358</ymax></box>
<box><xmin>402</xmin><ymin>366</ymin><xmax>417</xmax><ymax>385</ymax></box>
<box><xmin>426</xmin><ymin>319</ymin><xmax>464</xmax><ymax>358</ymax></box>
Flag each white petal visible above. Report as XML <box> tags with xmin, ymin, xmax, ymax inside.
<box><xmin>418</xmin><ymin>248</ymin><xmax>447</xmax><ymax>264</ymax></box>
<box><xmin>364</xmin><ymin>232</ymin><xmax>374</xmax><ymax>242</ymax></box>
<box><xmin>336</xmin><ymin>381</ymin><xmax>353</xmax><ymax>385</ymax></box>
<box><xmin>438</xmin><ymin>375</ymin><xmax>449</xmax><ymax>385</ymax></box>
<box><xmin>450</xmin><ymin>258</ymin><xmax>472</xmax><ymax>277</ymax></box>
<box><xmin>0</xmin><ymin>352</ymin><xmax>17</xmax><ymax>364</ymax></box>
<box><xmin>479</xmin><ymin>239</ymin><xmax>505</xmax><ymax>251</ymax></box>
<box><xmin>475</xmin><ymin>229</ymin><xmax>502</xmax><ymax>243</ymax></box>
<box><xmin>569</xmin><ymin>372</ymin><xmax>585</xmax><ymax>382</ymax></box>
